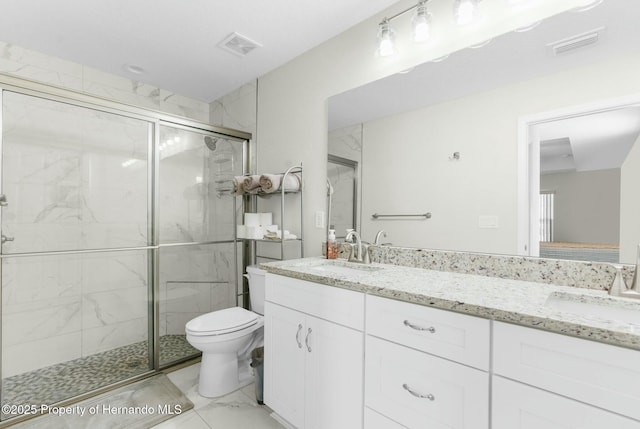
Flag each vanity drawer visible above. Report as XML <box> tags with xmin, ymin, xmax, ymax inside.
<box><xmin>265</xmin><ymin>273</ymin><xmax>364</xmax><ymax>330</ymax></box>
<box><xmin>366</xmin><ymin>295</ymin><xmax>490</xmax><ymax>370</ymax></box>
<box><xmin>494</xmin><ymin>321</ymin><xmax>640</xmax><ymax>421</ymax></box>
<box><xmin>493</xmin><ymin>376</ymin><xmax>640</xmax><ymax>429</ymax></box>
<box><xmin>365</xmin><ymin>336</ymin><xmax>489</xmax><ymax>429</ymax></box>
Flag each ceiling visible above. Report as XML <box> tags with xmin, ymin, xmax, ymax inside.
<box><xmin>0</xmin><ymin>0</ymin><xmax>399</xmax><ymax>102</ymax></box>
<box><xmin>537</xmin><ymin>107</ymin><xmax>640</xmax><ymax>175</ymax></box>
<box><xmin>328</xmin><ymin>0</ymin><xmax>640</xmax><ymax>173</ymax></box>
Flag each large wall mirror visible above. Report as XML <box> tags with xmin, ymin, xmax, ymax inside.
<box><xmin>328</xmin><ymin>0</ymin><xmax>640</xmax><ymax>265</ymax></box>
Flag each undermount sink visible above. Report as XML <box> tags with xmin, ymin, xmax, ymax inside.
<box><xmin>545</xmin><ymin>292</ymin><xmax>640</xmax><ymax>327</ymax></box>
<box><xmin>306</xmin><ymin>260</ymin><xmax>383</xmax><ymax>276</ymax></box>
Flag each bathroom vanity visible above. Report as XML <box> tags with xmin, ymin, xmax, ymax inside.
<box><xmin>262</xmin><ymin>256</ymin><xmax>640</xmax><ymax>429</ymax></box>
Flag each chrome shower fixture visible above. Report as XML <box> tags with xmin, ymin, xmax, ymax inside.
<box><xmin>204</xmin><ymin>136</ymin><xmax>218</xmax><ymax>151</ymax></box>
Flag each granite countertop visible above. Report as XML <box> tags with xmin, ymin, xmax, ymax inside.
<box><xmin>261</xmin><ymin>257</ymin><xmax>640</xmax><ymax>351</ymax></box>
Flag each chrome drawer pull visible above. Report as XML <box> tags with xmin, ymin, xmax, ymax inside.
<box><xmin>305</xmin><ymin>327</ymin><xmax>312</xmax><ymax>352</ymax></box>
<box><xmin>295</xmin><ymin>324</ymin><xmax>303</xmax><ymax>349</ymax></box>
<box><xmin>403</xmin><ymin>383</ymin><xmax>435</xmax><ymax>401</ymax></box>
<box><xmin>403</xmin><ymin>320</ymin><xmax>436</xmax><ymax>333</ymax></box>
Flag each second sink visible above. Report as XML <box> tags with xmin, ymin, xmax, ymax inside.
<box><xmin>545</xmin><ymin>291</ymin><xmax>640</xmax><ymax>328</ymax></box>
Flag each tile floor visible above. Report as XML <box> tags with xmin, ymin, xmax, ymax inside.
<box><xmin>151</xmin><ymin>363</ymin><xmax>285</xmax><ymax>429</ymax></box>
<box><xmin>2</xmin><ymin>335</ymin><xmax>197</xmax><ymax>418</ymax></box>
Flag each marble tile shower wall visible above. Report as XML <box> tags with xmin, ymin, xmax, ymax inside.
<box><xmin>159</xmin><ymin>245</ymin><xmax>235</xmax><ymax>336</ymax></box>
<box><xmin>1</xmin><ymin>91</ymin><xmax>153</xmax><ymax>377</ymax></box>
<box><xmin>0</xmin><ymin>42</ymin><xmax>210</xmax><ymax>122</ymax></box>
<box><xmin>2</xmin><ymin>251</ymin><xmax>149</xmax><ymax>377</ymax></box>
<box><xmin>0</xmin><ymin>46</ymin><xmax>243</xmax><ymax>377</ymax></box>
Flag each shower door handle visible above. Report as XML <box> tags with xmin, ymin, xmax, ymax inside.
<box><xmin>0</xmin><ymin>194</ymin><xmax>7</xmax><ymax>207</ymax></box>
<box><xmin>1</xmin><ymin>235</ymin><xmax>14</xmax><ymax>244</ymax></box>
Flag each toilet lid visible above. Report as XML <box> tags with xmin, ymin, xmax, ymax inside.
<box><xmin>186</xmin><ymin>307</ymin><xmax>259</xmax><ymax>336</ymax></box>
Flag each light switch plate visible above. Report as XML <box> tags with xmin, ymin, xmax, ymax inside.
<box><xmin>315</xmin><ymin>211</ymin><xmax>325</xmax><ymax>229</ymax></box>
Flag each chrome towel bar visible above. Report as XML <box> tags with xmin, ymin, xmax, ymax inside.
<box><xmin>372</xmin><ymin>212</ymin><xmax>432</xmax><ymax>219</ymax></box>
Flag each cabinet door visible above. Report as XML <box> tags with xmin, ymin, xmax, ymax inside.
<box><xmin>264</xmin><ymin>302</ymin><xmax>306</xmax><ymax>428</ymax></box>
<box><xmin>493</xmin><ymin>376</ymin><xmax>640</xmax><ymax>429</ymax></box>
<box><xmin>305</xmin><ymin>315</ymin><xmax>364</xmax><ymax>429</ymax></box>
<box><xmin>366</xmin><ymin>336</ymin><xmax>488</xmax><ymax>429</ymax></box>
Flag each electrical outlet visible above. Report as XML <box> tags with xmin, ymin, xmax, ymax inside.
<box><xmin>315</xmin><ymin>211</ymin><xmax>325</xmax><ymax>229</ymax></box>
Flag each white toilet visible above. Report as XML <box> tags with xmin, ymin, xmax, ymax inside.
<box><xmin>185</xmin><ymin>265</ymin><xmax>266</xmax><ymax>398</ymax></box>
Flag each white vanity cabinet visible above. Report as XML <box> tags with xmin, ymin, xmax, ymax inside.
<box><xmin>364</xmin><ymin>295</ymin><xmax>491</xmax><ymax>429</ymax></box>
<box><xmin>264</xmin><ymin>274</ymin><xmax>365</xmax><ymax>429</ymax></box>
<box><xmin>493</xmin><ymin>321</ymin><xmax>640</xmax><ymax>428</ymax></box>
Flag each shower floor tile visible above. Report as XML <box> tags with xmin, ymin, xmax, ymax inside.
<box><xmin>1</xmin><ymin>335</ymin><xmax>198</xmax><ymax>421</ymax></box>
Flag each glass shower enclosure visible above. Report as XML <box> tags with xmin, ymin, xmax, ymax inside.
<box><xmin>0</xmin><ymin>82</ymin><xmax>249</xmax><ymax>423</ymax></box>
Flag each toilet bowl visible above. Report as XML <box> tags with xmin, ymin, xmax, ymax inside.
<box><xmin>185</xmin><ymin>265</ymin><xmax>266</xmax><ymax>398</ymax></box>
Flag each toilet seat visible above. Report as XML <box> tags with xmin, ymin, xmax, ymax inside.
<box><xmin>185</xmin><ymin>307</ymin><xmax>259</xmax><ymax>336</ymax></box>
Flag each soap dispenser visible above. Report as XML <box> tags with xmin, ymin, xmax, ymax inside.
<box><xmin>327</xmin><ymin>228</ymin><xmax>338</xmax><ymax>259</ymax></box>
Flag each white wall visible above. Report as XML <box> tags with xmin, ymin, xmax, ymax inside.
<box><xmin>620</xmin><ymin>133</ymin><xmax>640</xmax><ymax>262</ymax></box>
<box><xmin>541</xmin><ymin>169</ymin><xmax>620</xmax><ymax>244</ymax></box>
<box><xmin>255</xmin><ymin>0</ymin><xmax>587</xmax><ymax>256</ymax></box>
<box><xmin>358</xmin><ymin>54</ymin><xmax>640</xmax><ymax>255</ymax></box>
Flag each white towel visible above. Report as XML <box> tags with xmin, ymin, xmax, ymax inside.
<box><xmin>259</xmin><ymin>173</ymin><xmax>301</xmax><ymax>194</ymax></box>
<box><xmin>242</xmin><ymin>175</ymin><xmax>261</xmax><ymax>194</ymax></box>
<box><xmin>232</xmin><ymin>176</ymin><xmax>246</xmax><ymax>195</ymax></box>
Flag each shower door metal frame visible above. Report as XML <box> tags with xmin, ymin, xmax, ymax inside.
<box><xmin>153</xmin><ymin>120</ymin><xmax>250</xmax><ymax>370</ymax></box>
<box><xmin>0</xmin><ymin>73</ymin><xmax>252</xmax><ymax>426</ymax></box>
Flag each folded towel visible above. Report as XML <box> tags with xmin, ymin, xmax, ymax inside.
<box><xmin>232</xmin><ymin>176</ymin><xmax>246</xmax><ymax>195</ymax></box>
<box><xmin>242</xmin><ymin>175</ymin><xmax>261</xmax><ymax>193</ymax></box>
<box><xmin>259</xmin><ymin>173</ymin><xmax>301</xmax><ymax>194</ymax></box>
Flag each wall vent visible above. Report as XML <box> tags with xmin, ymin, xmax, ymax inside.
<box><xmin>218</xmin><ymin>32</ymin><xmax>262</xmax><ymax>57</ymax></box>
<box><xmin>547</xmin><ymin>27</ymin><xmax>605</xmax><ymax>56</ymax></box>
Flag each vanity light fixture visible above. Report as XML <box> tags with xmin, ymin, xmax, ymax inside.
<box><xmin>376</xmin><ymin>18</ymin><xmax>396</xmax><ymax>57</ymax></box>
<box><xmin>376</xmin><ymin>0</ymin><xmax>491</xmax><ymax>58</ymax></box>
<box><xmin>376</xmin><ymin>0</ymin><xmax>434</xmax><ymax>57</ymax></box>
<box><xmin>453</xmin><ymin>0</ymin><xmax>481</xmax><ymax>26</ymax></box>
<box><xmin>412</xmin><ymin>1</ymin><xmax>432</xmax><ymax>43</ymax></box>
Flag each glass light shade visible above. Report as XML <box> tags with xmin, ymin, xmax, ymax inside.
<box><xmin>412</xmin><ymin>3</ymin><xmax>431</xmax><ymax>43</ymax></box>
<box><xmin>454</xmin><ymin>0</ymin><xmax>480</xmax><ymax>26</ymax></box>
<box><xmin>376</xmin><ymin>20</ymin><xmax>396</xmax><ymax>57</ymax></box>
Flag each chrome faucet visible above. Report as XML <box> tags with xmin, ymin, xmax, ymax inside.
<box><xmin>345</xmin><ymin>230</ymin><xmax>369</xmax><ymax>263</ymax></box>
<box><xmin>609</xmin><ymin>244</ymin><xmax>640</xmax><ymax>299</ymax></box>
<box><xmin>374</xmin><ymin>230</ymin><xmax>387</xmax><ymax>245</ymax></box>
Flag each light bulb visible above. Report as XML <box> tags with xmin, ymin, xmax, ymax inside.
<box><xmin>376</xmin><ymin>20</ymin><xmax>396</xmax><ymax>57</ymax></box>
<box><xmin>412</xmin><ymin>2</ymin><xmax>431</xmax><ymax>43</ymax></box>
<box><xmin>454</xmin><ymin>0</ymin><xmax>480</xmax><ymax>26</ymax></box>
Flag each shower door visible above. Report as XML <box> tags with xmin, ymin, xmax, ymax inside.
<box><xmin>157</xmin><ymin>124</ymin><xmax>243</xmax><ymax>367</ymax></box>
<box><xmin>0</xmin><ymin>91</ymin><xmax>153</xmax><ymax>420</ymax></box>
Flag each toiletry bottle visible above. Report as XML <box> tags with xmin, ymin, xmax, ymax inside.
<box><xmin>327</xmin><ymin>229</ymin><xmax>338</xmax><ymax>259</ymax></box>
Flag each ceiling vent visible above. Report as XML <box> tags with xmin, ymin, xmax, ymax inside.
<box><xmin>547</xmin><ymin>27</ymin><xmax>605</xmax><ymax>56</ymax></box>
<box><xmin>218</xmin><ymin>32</ymin><xmax>262</xmax><ymax>57</ymax></box>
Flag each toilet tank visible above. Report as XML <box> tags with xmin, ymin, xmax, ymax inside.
<box><xmin>246</xmin><ymin>265</ymin><xmax>267</xmax><ymax>315</ymax></box>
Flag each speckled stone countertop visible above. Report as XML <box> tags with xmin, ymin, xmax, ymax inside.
<box><xmin>261</xmin><ymin>257</ymin><xmax>640</xmax><ymax>351</ymax></box>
